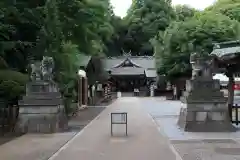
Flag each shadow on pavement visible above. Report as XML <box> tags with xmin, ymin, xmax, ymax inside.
<box><xmin>67</xmin><ymin>107</ymin><xmax>106</xmax><ymax>132</ymax></box>
<box><xmin>0</xmin><ymin>133</ymin><xmax>23</xmax><ymax>146</ymax></box>
<box><xmin>0</xmin><ymin>106</ymin><xmax>107</xmax><ymax>146</ymax></box>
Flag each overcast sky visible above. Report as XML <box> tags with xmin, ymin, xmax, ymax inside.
<box><xmin>110</xmin><ymin>0</ymin><xmax>216</xmax><ymax>18</ymax></box>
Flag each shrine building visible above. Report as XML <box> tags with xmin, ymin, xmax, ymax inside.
<box><xmin>102</xmin><ymin>55</ymin><xmax>157</xmax><ymax>92</ymax></box>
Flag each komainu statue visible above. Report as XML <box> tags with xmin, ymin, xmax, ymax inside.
<box><xmin>30</xmin><ymin>56</ymin><xmax>55</xmax><ymax>81</ymax></box>
<box><xmin>30</xmin><ymin>61</ymin><xmax>42</xmax><ymax>81</ymax></box>
<box><xmin>41</xmin><ymin>56</ymin><xmax>54</xmax><ymax>81</ymax></box>
<box><xmin>190</xmin><ymin>53</ymin><xmax>213</xmax><ymax>79</ymax></box>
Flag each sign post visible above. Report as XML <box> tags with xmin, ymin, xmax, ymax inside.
<box><xmin>111</xmin><ymin>112</ymin><xmax>128</xmax><ymax>136</ymax></box>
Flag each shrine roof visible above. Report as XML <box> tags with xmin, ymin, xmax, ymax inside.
<box><xmin>110</xmin><ymin>67</ymin><xmax>145</xmax><ymax>76</ymax></box>
<box><xmin>210</xmin><ymin>40</ymin><xmax>240</xmax><ymax>60</ymax></box>
<box><xmin>76</xmin><ymin>54</ymin><xmax>91</xmax><ymax>68</ymax></box>
<box><xmin>102</xmin><ymin>56</ymin><xmax>156</xmax><ymax>70</ymax></box>
<box><xmin>145</xmin><ymin>69</ymin><xmax>157</xmax><ymax>78</ymax></box>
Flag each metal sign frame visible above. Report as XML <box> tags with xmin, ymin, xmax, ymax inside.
<box><xmin>111</xmin><ymin>112</ymin><xmax>128</xmax><ymax>136</ymax></box>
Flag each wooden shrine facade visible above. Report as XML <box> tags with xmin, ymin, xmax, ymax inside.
<box><xmin>210</xmin><ymin>40</ymin><xmax>240</xmax><ymax>125</ymax></box>
<box><xmin>102</xmin><ymin>56</ymin><xmax>157</xmax><ymax>92</ymax></box>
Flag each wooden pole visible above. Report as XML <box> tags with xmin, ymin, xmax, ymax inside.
<box><xmin>227</xmin><ymin>72</ymin><xmax>234</xmax><ymax>120</ymax></box>
<box><xmin>78</xmin><ymin>76</ymin><xmax>82</xmax><ymax>109</ymax></box>
<box><xmin>83</xmin><ymin>77</ymin><xmax>88</xmax><ymax>106</ymax></box>
<box><xmin>228</xmin><ymin>73</ymin><xmax>235</xmax><ymax>106</ymax></box>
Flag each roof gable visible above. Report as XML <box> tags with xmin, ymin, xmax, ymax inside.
<box><xmin>145</xmin><ymin>69</ymin><xmax>157</xmax><ymax>78</ymax></box>
<box><xmin>103</xmin><ymin>56</ymin><xmax>156</xmax><ymax>70</ymax></box>
<box><xmin>211</xmin><ymin>40</ymin><xmax>240</xmax><ymax>60</ymax></box>
<box><xmin>77</xmin><ymin>54</ymin><xmax>92</xmax><ymax>68</ymax></box>
<box><xmin>214</xmin><ymin>40</ymin><xmax>240</xmax><ymax>49</ymax></box>
<box><xmin>113</xmin><ymin>58</ymin><xmax>141</xmax><ymax>68</ymax></box>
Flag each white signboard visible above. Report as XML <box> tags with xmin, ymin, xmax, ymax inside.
<box><xmin>111</xmin><ymin>112</ymin><xmax>128</xmax><ymax>136</ymax></box>
<box><xmin>112</xmin><ymin>113</ymin><xmax>127</xmax><ymax>124</ymax></box>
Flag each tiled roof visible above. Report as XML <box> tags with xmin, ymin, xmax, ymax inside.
<box><xmin>211</xmin><ymin>40</ymin><xmax>240</xmax><ymax>60</ymax></box>
<box><xmin>211</xmin><ymin>46</ymin><xmax>240</xmax><ymax>58</ymax></box>
<box><xmin>213</xmin><ymin>40</ymin><xmax>240</xmax><ymax>49</ymax></box>
<box><xmin>76</xmin><ymin>54</ymin><xmax>91</xmax><ymax>68</ymax></box>
<box><xmin>110</xmin><ymin>67</ymin><xmax>145</xmax><ymax>76</ymax></box>
<box><xmin>102</xmin><ymin>56</ymin><xmax>156</xmax><ymax>70</ymax></box>
<box><xmin>145</xmin><ymin>69</ymin><xmax>157</xmax><ymax>78</ymax></box>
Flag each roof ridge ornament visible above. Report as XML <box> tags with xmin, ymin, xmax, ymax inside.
<box><xmin>122</xmin><ymin>49</ymin><xmax>132</xmax><ymax>57</ymax></box>
<box><xmin>214</xmin><ymin>44</ymin><xmax>221</xmax><ymax>49</ymax></box>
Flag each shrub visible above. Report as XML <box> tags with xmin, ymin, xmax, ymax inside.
<box><xmin>0</xmin><ymin>70</ymin><xmax>28</xmax><ymax>104</ymax></box>
<box><xmin>0</xmin><ymin>70</ymin><xmax>28</xmax><ymax>84</ymax></box>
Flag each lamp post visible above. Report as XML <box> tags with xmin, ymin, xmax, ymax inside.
<box><xmin>78</xmin><ymin>70</ymin><xmax>86</xmax><ymax>78</ymax></box>
<box><xmin>78</xmin><ymin>69</ymin><xmax>87</xmax><ymax>109</ymax></box>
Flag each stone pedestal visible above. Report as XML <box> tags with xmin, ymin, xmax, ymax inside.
<box><xmin>178</xmin><ymin>78</ymin><xmax>236</xmax><ymax>132</ymax></box>
<box><xmin>17</xmin><ymin>81</ymin><xmax>68</xmax><ymax>133</ymax></box>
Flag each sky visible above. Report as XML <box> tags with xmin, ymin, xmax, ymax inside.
<box><xmin>110</xmin><ymin>0</ymin><xmax>216</xmax><ymax>18</ymax></box>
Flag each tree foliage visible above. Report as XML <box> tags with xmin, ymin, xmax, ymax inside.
<box><xmin>122</xmin><ymin>0</ymin><xmax>175</xmax><ymax>55</ymax></box>
<box><xmin>174</xmin><ymin>4</ymin><xmax>197</xmax><ymax>21</ymax></box>
<box><xmin>206</xmin><ymin>0</ymin><xmax>240</xmax><ymax>21</ymax></box>
<box><xmin>151</xmin><ymin>0</ymin><xmax>240</xmax><ymax>79</ymax></box>
<box><xmin>1</xmin><ymin>0</ymin><xmax>240</xmax><ymax>101</ymax></box>
<box><xmin>0</xmin><ymin>0</ymin><xmax>114</xmax><ymax>107</ymax></box>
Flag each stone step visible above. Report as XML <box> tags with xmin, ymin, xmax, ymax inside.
<box><xmin>19</xmin><ymin>99</ymin><xmax>62</xmax><ymax>106</ymax></box>
<box><xmin>27</xmin><ymin>92</ymin><xmax>61</xmax><ymax>96</ymax></box>
<box><xmin>181</xmin><ymin>97</ymin><xmax>227</xmax><ymax>103</ymax></box>
<box><xmin>183</xmin><ymin>91</ymin><xmax>225</xmax><ymax>98</ymax></box>
<box><xmin>22</xmin><ymin>92</ymin><xmax>62</xmax><ymax>100</ymax></box>
<box><xmin>22</xmin><ymin>96</ymin><xmax>62</xmax><ymax>101</ymax></box>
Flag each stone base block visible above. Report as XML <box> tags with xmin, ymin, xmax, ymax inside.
<box><xmin>178</xmin><ymin>107</ymin><xmax>237</xmax><ymax>132</ymax></box>
<box><xmin>16</xmin><ymin>110</ymin><xmax>68</xmax><ymax>133</ymax></box>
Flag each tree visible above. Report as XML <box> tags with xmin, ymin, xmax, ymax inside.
<box><xmin>152</xmin><ymin>12</ymin><xmax>240</xmax><ymax>79</ymax></box>
<box><xmin>58</xmin><ymin>0</ymin><xmax>114</xmax><ymax>56</ymax></box>
<box><xmin>0</xmin><ymin>0</ymin><xmax>115</xmax><ymax>111</ymax></box>
<box><xmin>0</xmin><ymin>0</ymin><xmax>44</xmax><ymax>72</ymax></box>
<box><xmin>122</xmin><ymin>0</ymin><xmax>175</xmax><ymax>55</ymax></box>
<box><xmin>206</xmin><ymin>0</ymin><xmax>240</xmax><ymax>21</ymax></box>
<box><xmin>174</xmin><ymin>4</ymin><xmax>197</xmax><ymax>21</ymax></box>
<box><xmin>105</xmin><ymin>15</ymin><xmax>129</xmax><ymax>56</ymax></box>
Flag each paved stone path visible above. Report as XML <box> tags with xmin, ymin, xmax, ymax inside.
<box><xmin>48</xmin><ymin>97</ymin><xmax>178</xmax><ymax>160</ymax></box>
<box><xmin>3</xmin><ymin>97</ymin><xmax>240</xmax><ymax>160</ymax></box>
<box><xmin>142</xmin><ymin>97</ymin><xmax>240</xmax><ymax>160</ymax></box>
<box><xmin>0</xmin><ymin>106</ymin><xmax>105</xmax><ymax>160</ymax></box>
<box><xmin>0</xmin><ymin>132</ymin><xmax>76</xmax><ymax>160</ymax></box>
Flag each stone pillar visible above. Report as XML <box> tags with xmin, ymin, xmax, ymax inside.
<box><xmin>78</xmin><ymin>76</ymin><xmax>82</xmax><ymax>108</ymax></box>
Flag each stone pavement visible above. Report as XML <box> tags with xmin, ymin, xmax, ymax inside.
<box><xmin>49</xmin><ymin>97</ymin><xmax>179</xmax><ymax>160</ymax></box>
<box><xmin>0</xmin><ymin>132</ymin><xmax>76</xmax><ymax>160</ymax></box>
<box><xmin>0</xmin><ymin>106</ymin><xmax>105</xmax><ymax>160</ymax></box>
<box><xmin>142</xmin><ymin>97</ymin><xmax>240</xmax><ymax>160</ymax></box>
<box><xmin>6</xmin><ymin>97</ymin><xmax>240</xmax><ymax>160</ymax></box>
